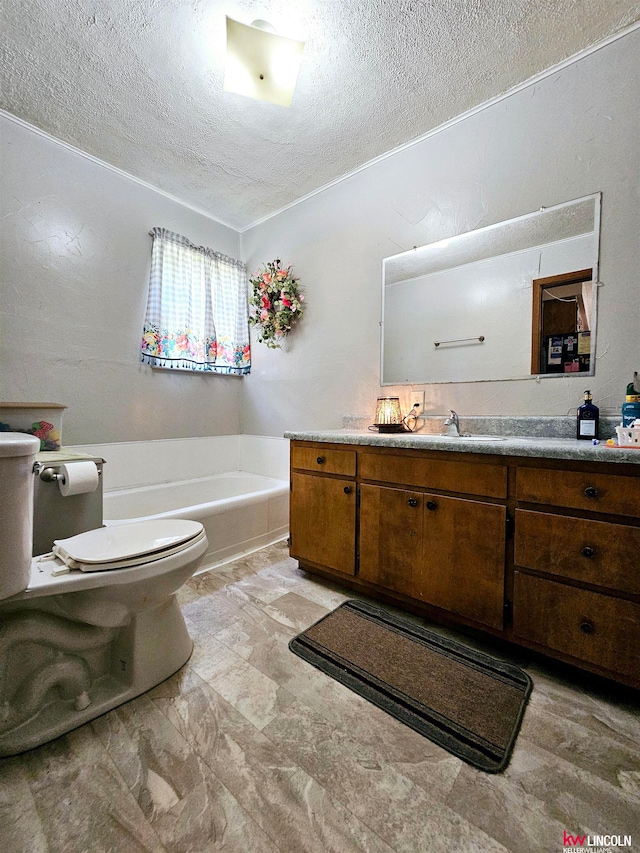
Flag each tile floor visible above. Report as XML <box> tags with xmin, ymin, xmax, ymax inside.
<box><xmin>1</xmin><ymin>540</ymin><xmax>639</xmax><ymax>853</ymax></box>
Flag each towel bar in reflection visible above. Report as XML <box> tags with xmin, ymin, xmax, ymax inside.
<box><xmin>434</xmin><ymin>335</ymin><xmax>485</xmax><ymax>348</ymax></box>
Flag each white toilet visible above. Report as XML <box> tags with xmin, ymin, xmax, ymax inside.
<box><xmin>0</xmin><ymin>433</ymin><xmax>208</xmax><ymax>756</ymax></box>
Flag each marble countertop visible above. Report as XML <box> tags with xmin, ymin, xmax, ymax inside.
<box><xmin>284</xmin><ymin>429</ymin><xmax>640</xmax><ymax>465</ymax></box>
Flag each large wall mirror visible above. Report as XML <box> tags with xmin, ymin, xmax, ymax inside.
<box><xmin>381</xmin><ymin>193</ymin><xmax>601</xmax><ymax>385</ymax></box>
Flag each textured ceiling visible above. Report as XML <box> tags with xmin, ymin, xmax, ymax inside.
<box><xmin>2</xmin><ymin>1</ymin><xmax>639</xmax><ymax>230</ymax></box>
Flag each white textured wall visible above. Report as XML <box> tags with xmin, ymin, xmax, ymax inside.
<box><xmin>241</xmin><ymin>31</ymin><xmax>640</xmax><ymax>436</ymax></box>
<box><xmin>0</xmin><ymin>118</ymin><xmax>243</xmax><ymax>444</ymax></box>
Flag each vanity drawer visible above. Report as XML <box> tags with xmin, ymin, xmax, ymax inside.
<box><xmin>359</xmin><ymin>452</ymin><xmax>507</xmax><ymax>498</ymax></box>
<box><xmin>514</xmin><ymin>509</ymin><xmax>640</xmax><ymax>595</ymax></box>
<box><xmin>513</xmin><ymin>572</ymin><xmax>640</xmax><ymax>680</ymax></box>
<box><xmin>516</xmin><ymin>467</ymin><xmax>640</xmax><ymax>517</ymax></box>
<box><xmin>291</xmin><ymin>445</ymin><xmax>356</xmax><ymax>477</ymax></box>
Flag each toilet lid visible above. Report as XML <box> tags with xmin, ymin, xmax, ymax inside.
<box><xmin>52</xmin><ymin>519</ymin><xmax>205</xmax><ymax>571</ymax></box>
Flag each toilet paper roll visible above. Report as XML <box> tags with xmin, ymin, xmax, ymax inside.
<box><xmin>58</xmin><ymin>461</ymin><xmax>99</xmax><ymax>496</ymax></box>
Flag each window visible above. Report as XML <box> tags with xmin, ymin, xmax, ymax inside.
<box><xmin>141</xmin><ymin>227</ymin><xmax>251</xmax><ymax>374</ymax></box>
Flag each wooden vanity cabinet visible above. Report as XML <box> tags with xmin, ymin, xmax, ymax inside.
<box><xmin>513</xmin><ymin>464</ymin><xmax>640</xmax><ymax>683</ymax></box>
<box><xmin>289</xmin><ymin>440</ymin><xmax>640</xmax><ymax>688</ymax></box>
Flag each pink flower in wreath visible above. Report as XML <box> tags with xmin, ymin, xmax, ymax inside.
<box><xmin>276</xmin><ymin>269</ymin><xmax>287</xmax><ymax>281</ymax></box>
<box><xmin>280</xmin><ymin>290</ymin><xmax>292</xmax><ymax>307</ymax></box>
<box><xmin>262</xmin><ymin>272</ymin><xmax>272</xmax><ymax>284</ymax></box>
<box><xmin>261</xmin><ymin>294</ymin><xmax>271</xmax><ymax>309</ymax></box>
<box><xmin>260</xmin><ymin>309</ymin><xmax>269</xmax><ymax>321</ymax></box>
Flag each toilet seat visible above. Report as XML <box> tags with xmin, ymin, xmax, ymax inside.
<box><xmin>52</xmin><ymin>519</ymin><xmax>205</xmax><ymax>572</ymax></box>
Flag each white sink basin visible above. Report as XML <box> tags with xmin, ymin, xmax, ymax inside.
<box><xmin>457</xmin><ymin>435</ymin><xmax>507</xmax><ymax>442</ymax></box>
<box><xmin>433</xmin><ymin>435</ymin><xmax>507</xmax><ymax>441</ymax></box>
<box><xmin>407</xmin><ymin>434</ymin><xmax>507</xmax><ymax>442</ymax></box>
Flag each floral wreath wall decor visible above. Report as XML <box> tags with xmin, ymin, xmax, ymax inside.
<box><xmin>248</xmin><ymin>259</ymin><xmax>304</xmax><ymax>349</ymax></box>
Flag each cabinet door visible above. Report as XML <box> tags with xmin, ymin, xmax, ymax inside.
<box><xmin>415</xmin><ymin>494</ymin><xmax>506</xmax><ymax>630</ymax></box>
<box><xmin>290</xmin><ymin>472</ymin><xmax>356</xmax><ymax>575</ymax></box>
<box><xmin>514</xmin><ymin>572</ymin><xmax>640</xmax><ymax>680</ymax></box>
<box><xmin>359</xmin><ymin>484</ymin><xmax>423</xmax><ymax>595</ymax></box>
<box><xmin>515</xmin><ymin>509</ymin><xmax>640</xmax><ymax>595</ymax></box>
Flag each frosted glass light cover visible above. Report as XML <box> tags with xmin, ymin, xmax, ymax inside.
<box><xmin>224</xmin><ymin>17</ymin><xmax>304</xmax><ymax>107</ymax></box>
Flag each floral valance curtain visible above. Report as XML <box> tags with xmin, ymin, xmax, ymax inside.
<box><xmin>141</xmin><ymin>228</ymin><xmax>251</xmax><ymax>374</ymax></box>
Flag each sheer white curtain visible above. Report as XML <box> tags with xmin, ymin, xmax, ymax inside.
<box><xmin>141</xmin><ymin>228</ymin><xmax>251</xmax><ymax>374</ymax></box>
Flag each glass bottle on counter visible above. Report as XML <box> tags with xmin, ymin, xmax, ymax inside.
<box><xmin>577</xmin><ymin>390</ymin><xmax>599</xmax><ymax>440</ymax></box>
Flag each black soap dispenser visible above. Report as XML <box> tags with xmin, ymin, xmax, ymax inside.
<box><xmin>577</xmin><ymin>390</ymin><xmax>599</xmax><ymax>440</ymax></box>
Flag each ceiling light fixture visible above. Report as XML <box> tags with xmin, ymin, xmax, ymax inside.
<box><xmin>223</xmin><ymin>17</ymin><xmax>305</xmax><ymax>108</ymax></box>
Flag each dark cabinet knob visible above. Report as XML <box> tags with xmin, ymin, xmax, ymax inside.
<box><xmin>581</xmin><ymin>546</ymin><xmax>595</xmax><ymax>559</ymax></box>
<box><xmin>344</xmin><ymin>486</ymin><xmax>352</xmax><ymax>495</ymax></box>
<box><xmin>580</xmin><ymin>620</ymin><xmax>595</xmax><ymax>635</ymax></box>
<box><xmin>426</xmin><ymin>500</ymin><xmax>437</xmax><ymax>511</ymax></box>
<box><xmin>407</xmin><ymin>497</ymin><xmax>419</xmax><ymax>507</ymax></box>
<box><xmin>584</xmin><ymin>486</ymin><xmax>598</xmax><ymax>499</ymax></box>
<box><xmin>316</xmin><ymin>456</ymin><xmax>325</xmax><ymax>465</ymax></box>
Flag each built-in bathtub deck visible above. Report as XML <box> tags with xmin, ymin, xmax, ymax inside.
<box><xmin>67</xmin><ymin>435</ymin><xmax>290</xmax><ymax>567</ymax></box>
<box><xmin>104</xmin><ymin>471</ymin><xmax>287</xmax><ymax>520</ymax></box>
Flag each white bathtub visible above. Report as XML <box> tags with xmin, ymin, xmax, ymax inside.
<box><xmin>67</xmin><ymin>436</ymin><xmax>290</xmax><ymax>568</ymax></box>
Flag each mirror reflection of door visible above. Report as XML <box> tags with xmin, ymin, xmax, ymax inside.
<box><xmin>531</xmin><ymin>268</ymin><xmax>593</xmax><ymax>375</ymax></box>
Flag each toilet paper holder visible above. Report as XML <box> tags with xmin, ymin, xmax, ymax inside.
<box><xmin>37</xmin><ymin>466</ymin><xmax>64</xmax><ymax>483</ymax></box>
<box><xmin>33</xmin><ymin>462</ymin><xmax>102</xmax><ymax>483</ymax></box>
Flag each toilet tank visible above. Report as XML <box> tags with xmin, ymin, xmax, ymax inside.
<box><xmin>0</xmin><ymin>433</ymin><xmax>40</xmax><ymax>600</ymax></box>
<box><xmin>32</xmin><ymin>453</ymin><xmax>104</xmax><ymax>556</ymax></box>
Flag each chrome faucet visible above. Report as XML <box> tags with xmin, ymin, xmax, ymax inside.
<box><xmin>443</xmin><ymin>410</ymin><xmax>461</xmax><ymax>437</ymax></box>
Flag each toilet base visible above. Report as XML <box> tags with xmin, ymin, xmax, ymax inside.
<box><xmin>0</xmin><ymin>595</ymin><xmax>193</xmax><ymax>757</ymax></box>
